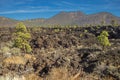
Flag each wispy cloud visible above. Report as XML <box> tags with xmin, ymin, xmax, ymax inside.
<box><xmin>61</xmin><ymin>1</ymin><xmax>75</xmax><ymax>6</ymax></box>
<box><xmin>0</xmin><ymin>0</ymin><xmax>119</xmax><ymax>16</ymax></box>
<box><xmin>0</xmin><ymin>10</ymin><xmax>49</xmax><ymax>14</ymax></box>
<box><xmin>53</xmin><ymin>1</ymin><xmax>76</xmax><ymax>8</ymax></box>
<box><xmin>0</xmin><ymin>8</ymin><xmax>78</xmax><ymax>14</ymax></box>
<box><xmin>29</xmin><ymin>6</ymin><xmax>50</xmax><ymax>9</ymax></box>
<box><xmin>53</xmin><ymin>1</ymin><xmax>92</xmax><ymax>11</ymax></box>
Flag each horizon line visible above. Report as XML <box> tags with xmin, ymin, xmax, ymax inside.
<box><xmin>0</xmin><ymin>10</ymin><xmax>119</xmax><ymax>20</ymax></box>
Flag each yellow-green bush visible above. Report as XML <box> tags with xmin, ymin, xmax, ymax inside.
<box><xmin>97</xmin><ymin>30</ymin><xmax>111</xmax><ymax>49</ymax></box>
<box><xmin>13</xmin><ymin>22</ymin><xmax>32</xmax><ymax>53</ymax></box>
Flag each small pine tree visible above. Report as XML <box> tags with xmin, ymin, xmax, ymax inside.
<box><xmin>97</xmin><ymin>31</ymin><xmax>111</xmax><ymax>49</ymax></box>
<box><xmin>111</xmin><ymin>19</ymin><xmax>118</xmax><ymax>27</ymax></box>
<box><xmin>13</xmin><ymin>22</ymin><xmax>32</xmax><ymax>53</ymax></box>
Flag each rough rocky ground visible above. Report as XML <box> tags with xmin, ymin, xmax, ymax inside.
<box><xmin>0</xmin><ymin>26</ymin><xmax>120</xmax><ymax>80</ymax></box>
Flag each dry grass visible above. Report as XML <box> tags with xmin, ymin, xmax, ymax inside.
<box><xmin>44</xmin><ymin>67</ymin><xmax>106</xmax><ymax>80</ymax></box>
<box><xmin>3</xmin><ymin>56</ymin><xmax>26</xmax><ymax>65</ymax></box>
<box><xmin>0</xmin><ymin>74</ymin><xmax>25</xmax><ymax>80</ymax></box>
<box><xmin>24</xmin><ymin>54</ymin><xmax>36</xmax><ymax>61</ymax></box>
<box><xmin>0</xmin><ymin>67</ymin><xmax>116</xmax><ymax>80</ymax></box>
<box><xmin>3</xmin><ymin>54</ymin><xmax>36</xmax><ymax>66</ymax></box>
<box><xmin>45</xmin><ymin>67</ymin><xmax>72</xmax><ymax>80</ymax></box>
<box><xmin>24</xmin><ymin>73</ymin><xmax>42</xmax><ymax>80</ymax></box>
<box><xmin>0</xmin><ymin>74</ymin><xmax>116</xmax><ymax>80</ymax></box>
<box><xmin>44</xmin><ymin>67</ymin><xmax>93</xmax><ymax>80</ymax></box>
<box><xmin>102</xmin><ymin>76</ymin><xmax>116</xmax><ymax>80</ymax></box>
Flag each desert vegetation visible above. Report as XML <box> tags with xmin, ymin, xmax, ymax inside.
<box><xmin>97</xmin><ymin>30</ymin><xmax>111</xmax><ymax>49</ymax></box>
<box><xmin>13</xmin><ymin>22</ymin><xmax>32</xmax><ymax>53</ymax></box>
<box><xmin>0</xmin><ymin>22</ymin><xmax>120</xmax><ymax>80</ymax></box>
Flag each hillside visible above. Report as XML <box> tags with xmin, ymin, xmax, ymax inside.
<box><xmin>44</xmin><ymin>11</ymin><xmax>85</xmax><ymax>25</ymax></box>
<box><xmin>74</xmin><ymin>12</ymin><xmax>120</xmax><ymax>26</ymax></box>
<box><xmin>0</xmin><ymin>17</ymin><xmax>18</xmax><ymax>27</ymax></box>
<box><xmin>0</xmin><ymin>11</ymin><xmax>120</xmax><ymax>27</ymax></box>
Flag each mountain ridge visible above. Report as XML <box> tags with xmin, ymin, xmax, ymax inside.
<box><xmin>0</xmin><ymin>11</ymin><xmax>120</xmax><ymax>27</ymax></box>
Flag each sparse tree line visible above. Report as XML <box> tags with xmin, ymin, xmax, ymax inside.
<box><xmin>0</xmin><ymin>20</ymin><xmax>118</xmax><ymax>54</ymax></box>
<box><xmin>11</xmin><ymin>22</ymin><xmax>113</xmax><ymax>53</ymax></box>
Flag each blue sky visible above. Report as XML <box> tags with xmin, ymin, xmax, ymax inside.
<box><xmin>0</xmin><ymin>0</ymin><xmax>120</xmax><ymax>20</ymax></box>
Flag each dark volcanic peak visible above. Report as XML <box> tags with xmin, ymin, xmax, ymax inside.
<box><xmin>0</xmin><ymin>11</ymin><xmax>120</xmax><ymax>27</ymax></box>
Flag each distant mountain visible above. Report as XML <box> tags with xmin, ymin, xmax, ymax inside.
<box><xmin>0</xmin><ymin>17</ymin><xmax>46</xmax><ymax>27</ymax></box>
<box><xmin>45</xmin><ymin>11</ymin><xmax>120</xmax><ymax>26</ymax></box>
<box><xmin>0</xmin><ymin>17</ymin><xmax>18</xmax><ymax>27</ymax></box>
<box><xmin>0</xmin><ymin>11</ymin><xmax>120</xmax><ymax>27</ymax></box>
<box><xmin>74</xmin><ymin>12</ymin><xmax>120</xmax><ymax>26</ymax></box>
<box><xmin>44</xmin><ymin>11</ymin><xmax>85</xmax><ymax>25</ymax></box>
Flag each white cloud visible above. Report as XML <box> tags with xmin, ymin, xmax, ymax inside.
<box><xmin>53</xmin><ymin>1</ymin><xmax>75</xmax><ymax>7</ymax></box>
<box><xmin>29</xmin><ymin>6</ymin><xmax>50</xmax><ymax>9</ymax></box>
<box><xmin>61</xmin><ymin>1</ymin><xmax>75</xmax><ymax>6</ymax></box>
<box><xmin>0</xmin><ymin>9</ymin><xmax>78</xmax><ymax>14</ymax></box>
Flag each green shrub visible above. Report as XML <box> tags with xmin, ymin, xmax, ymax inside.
<box><xmin>111</xmin><ymin>19</ymin><xmax>118</xmax><ymax>27</ymax></box>
<box><xmin>15</xmin><ymin>22</ymin><xmax>27</xmax><ymax>32</ymax></box>
<box><xmin>97</xmin><ymin>31</ymin><xmax>111</xmax><ymax>49</ymax></box>
<box><xmin>13</xmin><ymin>22</ymin><xmax>32</xmax><ymax>53</ymax></box>
<box><xmin>54</xmin><ymin>29</ymin><xmax>60</xmax><ymax>32</ymax></box>
<box><xmin>84</xmin><ymin>30</ymin><xmax>88</xmax><ymax>33</ymax></box>
<box><xmin>80</xmin><ymin>34</ymin><xmax>83</xmax><ymax>37</ymax></box>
